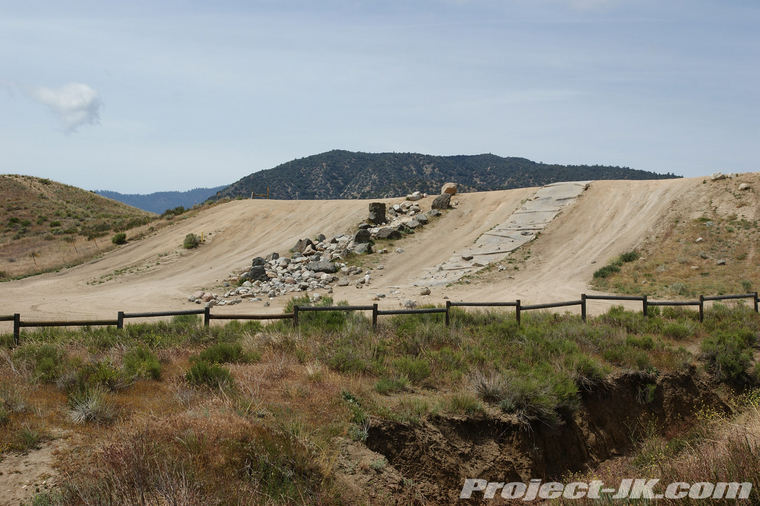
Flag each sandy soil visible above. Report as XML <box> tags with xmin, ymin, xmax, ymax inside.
<box><xmin>0</xmin><ymin>175</ymin><xmax>734</xmax><ymax>329</ymax></box>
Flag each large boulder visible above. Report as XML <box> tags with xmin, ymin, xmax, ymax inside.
<box><xmin>354</xmin><ymin>229</ymin><xmax>372</xmax><ymax>244</ymax></box>
<box><xmin>431</xmin><ymin>193</ymin><xmax>451</xmax><ymax>210</ymax></box>
<box><xmin>441</xmin><ymin>182</ymin><xmax>458</xmax><ymax>195</ymax></box>
<box><xmin>251</xmin><ymin>257</ymin><xmax>266</xmax><ymax>267</ymax></box>
<box><xmin>368</xmin><ymin>203</ymin><xmax>387</xmax><ymax>225</ymax></box>
<box><xmin>377</xmin><ymin>228</ymin><xmax>402</xmax><ymax>240</ymax></box>
<box><xmin>307</xmin><ymin>261</ymin><xmax>338</xmax><ymax>273</ymax></box>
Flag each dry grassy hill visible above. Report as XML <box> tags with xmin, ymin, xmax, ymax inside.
<box><xmin>0</xmin><ymin>175</ymin><xmax>155</xmax><ymax>279</ymax></box>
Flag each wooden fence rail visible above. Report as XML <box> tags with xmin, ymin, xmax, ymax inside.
<box><xmin>2</xmin><ymin>291</ymin><xmax>758</xmax><ymax>346</ymax></box>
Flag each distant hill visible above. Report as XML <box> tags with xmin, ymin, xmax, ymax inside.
<box><xmin>97</xmin><ymin>186</ymin><xmax>226</xmax><ymax>214</ymax></box>
<box><xmin>212</xmin><ymin>150</ymin><xmax>680</xmax><ymax>201</ymax></box>
<box><xmin>0</xmin><ymin>175</ymin><xmax>155</xmax><ymax>279</ymax></box>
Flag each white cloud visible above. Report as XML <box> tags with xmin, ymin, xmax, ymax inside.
<box><xmin>28</xmin><ymin>83</ymin><xmax>103</xmax><ymax>133</ymax></box>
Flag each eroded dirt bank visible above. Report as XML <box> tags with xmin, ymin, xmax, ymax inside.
<box><xmin>362</xmin><ymin>369</ymin><xmax>726</xmax><ymax>504</ymax></box>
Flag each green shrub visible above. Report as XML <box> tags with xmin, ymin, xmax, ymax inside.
<box><xmin>620</xmin><ymin>251</ymin><xmax>641</xmax><ymax>262</ymax></box>
<box><xmin>111</xmin><ymin>232</ymin><xmax>127</xmax><ymax>245</ymax></box>
<box><xmin>194</xmin><ymin>342</ymin><xmax>259</xmax><ymax>364</ymax></box>
<box><xmin>661</xmin><ymin>321</ymin><xmax>694</xmax><ymax>340</ymax></box>
<box><xmin>701</xmin><ymin>331</ymin><xmax>755</xmax><ymax>382</ymax></box>
<box><xmin>447</xmin><ymin>392</ymin><xmax>483</xmax><ymax>415</ymax></box>
<box><xmin>183</xmin><ymin>233</ymin><xmax>200</xmax><ymax>249</ymax></box>
<box><xmin>374</xmin><ymin>376</ymin><xmax>410</xmax><ymax>395</ymax></box>
<box><xmin>185</xmin><ymin>360</ymin><xmax>234</xmax><ymax>389</ymax></box>
<box><xmin>392</xmin><ymin>357</ymin><xmax>431</xmax><ymax>385</ymax></box>
<box><xmin>123</xmin><ymin>346</ymin><xmax>162</xmax><ymax>380</ymax></box>
<box><xmin>593</xmin><ymin>264</ymin><xmax>620</xmax><ymax>279</ymax></box>
<box><xmin>13</xmin><ymin>344</ymin><xmax>67</xmax><ymax>383</ymax></box>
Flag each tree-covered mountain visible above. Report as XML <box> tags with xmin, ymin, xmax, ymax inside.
<box><xmin>97</xmin><ymin>186</ymin><xmax>226</xmax><ymax>214</ymax></box>
<box><xmin>212</xmin><ymin>150</ymin><xmax>679</xmax><ymax>201</ymax></box>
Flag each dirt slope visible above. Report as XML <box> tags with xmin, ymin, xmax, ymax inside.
<box><xmin>0</xmin><ymin>175</ymin><xmax>750</xmax><ymax>325</ymax></box>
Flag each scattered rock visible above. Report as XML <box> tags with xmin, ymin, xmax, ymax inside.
<box><xmin>307</xmin><ymin>261</ymin><xmax>338</xmax><ymax>273</ymax></box>
<box><xmin>711</xmin><ymin>172</ymin><xmax>726</xmax><ymax>181</ymax></box>
<box><xmin>406</xmin><ymin>220</ymin><xmax>421</xmax><ymax>229</ymax></box>
<box><xmin>441</xmin><ymin>182</ymin><xmax>457</xmax><ymax>195</ymax></box>
<box><xmin>377</xmin><ymin>228</ymin><xmax>402</xmax><ymax>240</ymax></box>
<box><xmin>396</xmin><ymin>248</ymin><xmax>405</xmax><ymax>253</ymax></box>
<box><xmin>716</xmin><ymin>259</ymin><xmax>726</xmax><ymax>265</ymax></box>
<box><xmin>420</xmin><ymin>287</ymin><xmax>431</xmax><ymax>295</ymax></box>
<box><xmin>739</xmin><ymin>183</ymin><xmax>751</xmax><ymax>191</ymax></box>
<box><xmin>337</xmin><ymin>277</ymin><xmax>350</xmax><ymax>286</ymax></box>
<box><xmin>695</xmin><ymin>237</ymin><xmax>703</xmax><ymax>243</ymax></box>
<box><xmin>403</xmin><ymin>300</ymin><xmax>417</xmax><ymax>309</ymax></box>
<box><xmin>406</xmin><ymin>191</ymin><xmax>423</xmax><ymax>201</ymax></box>
<box><xmin>354</xmin><ymin>243</ymin><xmax>372</xmax><ymax>255</ymax></box>
<box><xmin>368</xmin><ymin>203</ymin><xmax>387</xmax><ymax>224</ymax></box>
<box><xmin>461</xmin><ymin>255</ymin><xmax>473</xmax><ymax>261</ymax></box>
<box><xmin>292</xmin><ymin>239</ymin><xmax>314</xmax><ymax>253</ymax></box>
<box><xmin>431</xmin><ymin>193</ymin><xmax>451</xmax><ymax>210</ymax></box>
<box><xmin>354</xmin><ymin>229</ymin><xmax>372</xmax><ymax>244</ymax></box>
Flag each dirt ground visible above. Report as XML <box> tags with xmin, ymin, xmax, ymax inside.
<box><xmin>0</xmin><ymin>175</ymin><xmax>747</xmax><ymax>330</ymax></box>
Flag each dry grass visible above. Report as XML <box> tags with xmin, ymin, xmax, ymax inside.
<box><xmin>0</xmin><ymin>174</ymin><xmax>157</xmax><ymax>279</ymax></box>
<box><xmin>593</xmin><ymin>175</ymin><xmax>760</xmax><ymax>298</ymax></box>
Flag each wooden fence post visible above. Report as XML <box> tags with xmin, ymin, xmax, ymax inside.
<box><xmin>204</xmin><ymin>307</ymin><xmax>210</xmax><ymax>327</ymax></box>
<box><xmin>13</xmin><ymin>313</ymin><xmax>20</xmax><ymax>346</ymax></box>
<box><xmin>372</xmin><ymin>304</ymin><xmax>378</xmax><ymax>328</ymax></box>
<box><xmin>445</xmin><ymin>300</ymin><xmax>451</xmax><ymax>326</ymax></box>
<box><xmin>117</xmin><ymin>311</ymin><xmax>124</xmax><ymax>330</ymax></box>
<box><xmin>515</xmin><ymin>300</ymin><xmax>521</xmax><ymax>326</ymax></box>
<box><xmin>643</xmin><ymin>295</ymin><xmax>648</xmax><ymax>317</ymax></box>
<box><xmin>755</xmin><ymin>292</ymin><xmax>758</xmax><ymax>313</ymax></box>
<box><xmin>581</xmin><ymin>294</ymin><xmax>587</xmax><ymax>322</ymax></box>
<box><xmin>293</xmin><ymin>305</ymin><xmax>299</xmax><ymax>327</ymax></box>
<box><xmin>699</xmin><ymin>295</ymin><xmax>704</xmax><ymax>323</ymax></box>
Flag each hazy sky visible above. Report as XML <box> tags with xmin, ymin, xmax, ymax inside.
<box><xmin>1</xmin><ymin>0</ymin><xmax>758</xmax><ymax>193</ymax></box>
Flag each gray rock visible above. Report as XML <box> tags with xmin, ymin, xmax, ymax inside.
<box><xmin>265</xmin><ymin>252</ymin><xmax>279</xmax><ymax>261</ymax></box>
<box><xmin>711</xmin><ymin>172</ymin><xmax>726</xmax><ymax>181</ymax></box>
<box><xmin>716</xmin><ymin>259</ymin><xmax>726</xmax><ymax>265</ymax></box>
<box><xmin>354</xmin><ymin>229</ymin><xmax>372</xmax><ymax>244</ymax></box>
<box><xmin>357</xmin><ymin>222</ymin><xmax>372</xmax><ymax>230</ymax></box>
<box><xmin>292</xmin><ymin>238</ymin><xmax>314</xmax><ymax>253</ymax></box>
<box><xmin>428</xmin><ymin>209</ymin><xmax>442</xmax><ymax>217</ymax></box>
<box><xmin>416</xmin><ymin>214</ymin><xmax>429</xmax><ymax>225</ymax></box>
<box><xmin>307</xmin><ymin>261</ymin><xmax>338</xmax><ymax>273</ymax></box>
<box><xmin>420</xmin><ymin>287</ymin><xmax>431</xmax><ymax>295</ymax></box>
<box><xmin>251</xmin><ymin>256</ymin><xmax>266</xmax><ymax>267</ymax></box>
<box><xmin>377</xmin><ymin>228</ymin><xmax>402</xmax><ymax>240</ymax></box>
<box><xmin>316</xmin><ymin>233</ymin><xmax>326</xmax><ymax>242</ymax></box>
<box><xmin>432</xmin><ymin>193</ymin><xmax>451</xmax><ymax>209</ymax></box>
<box><xmin>248</xmin><ymin>265</ymin><xmax>269</xmax><ymax>282</ymax></box>
<box><xmin>406</xmin><ymin>220</ymin><xmax>420</xmax><ymax>229</ymax></box>
<box><xmin>354</xmin><ymin>243</ymin><xmax>372</xmax><ymax>254</ymax></box>
<box><xmin>368</xmin><ymin>202</ymin><xmax>387</xmax><ymax>225</ymax></box>
<box><xmin>739</xmin><ymin>183</ymin><xmax>751</xmax><ymax>191</ymax></box>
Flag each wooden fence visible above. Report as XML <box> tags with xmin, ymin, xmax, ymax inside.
<box><xmin>2</xmin><ymin>292</ymin><xmax>758</xmax><ymax>346</ymax></box>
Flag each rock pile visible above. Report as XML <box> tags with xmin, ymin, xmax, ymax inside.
<box><xmin>187</xmin><ymin>196</ymin><xmax>449</xmax><ymax>305</ymax></box>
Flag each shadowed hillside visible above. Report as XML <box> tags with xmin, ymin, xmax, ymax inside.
<box><xmin>97</xmin><ymin>186</ymin><xmax>226</xmax><ymax>214</ymax></box>
<box><xmin>212</xmin><ymin>150</ymin><xmax>680</xmax><ymax>200</ymax></box>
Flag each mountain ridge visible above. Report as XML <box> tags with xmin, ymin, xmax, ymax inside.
<box><xmin>96</xmin><ymin>186</ymin><xmax>226</xmax><ymax>214</ymax></box>
<box><xmin>212</xmin><ymin>150</ymin><xmax>680</xmax><ymax>201</ymax></box>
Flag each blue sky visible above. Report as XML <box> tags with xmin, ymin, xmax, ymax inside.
<box><xmin>1</xmin><ymin>0</ymin><xmax>758</xmax><ymax>193</ymax></box>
